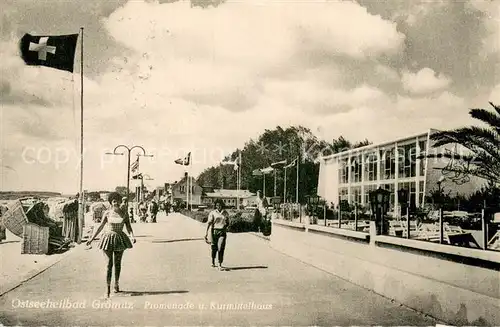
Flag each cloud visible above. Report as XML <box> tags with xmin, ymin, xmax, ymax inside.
<box><xmin>466</xmin><ymin>0</ymin><xmax>500</xmax><ymax>55</ymax></box>
<box><xmin>0</xmin><ymin>38</ymin><xmax>76</xmax><ymax>107</ymax></box>
<box><xmin>0</xmin><ymin>0</ymin><xmax>492</xmax><ymax>193</ymax></box>
<box><xmin>358</xmin><ymin>0</ymin><xmax>498</xmax><ymax>97</ymax></box>
<box><xmin>489</xmin><ymin>84</ymin><xmax>500</xmax><ymax>104</ymax></box>
<box><xmin>314</xmin><ymin>90</ymin><xmax>468</xmax><ymax>144</ymax></box>
<box><xmin>263</xmin><ymin>79</ymin><xmax>391</xmax><ymax>115</ymax></box>
<box><xmin>106</xmin><ymin>1</ymin><xmax>404</xmax><ymax>62</ymax></box>
<box><xmin>402</xmin><ymin>68</ymin><xmax>451</xmax><ymax>95</ymax></box>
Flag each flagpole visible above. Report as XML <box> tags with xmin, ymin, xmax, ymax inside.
<box><xmin>274</xmin><ymin>169</ymin><xmax>277</xmax><ymax>197</ymax></box>
<box><xmin>186</xmin><ymin>172</ymin><xmax>189</xmax><ymax>209</ymax></box>
<box><xmin>189</xmin><ymin>156</ymin><xmax>192</xmax><ymax>211</ymax></box>
<box><xmin>237</xmin><ymin>151</ymin><xmax>241</xmax><ymax>209</ymax></box>
<box><xmin>77</xmin><ymin>27</ymin><xmax>84</xmax><ymax>244</ymax></box>
<box><xmin>284</xmin><ymin>167</ymin><xmax>287</xmax><ymax>204</ymax></box>
<box><xmin>263</xmin><ymin>174</ymin><xmax>266</xmax><ymax>198</ymax></box>
<box><xmin>295</xmin><ymin>156</ymin><xmax>299</xmax><ymax>203</ymax></box>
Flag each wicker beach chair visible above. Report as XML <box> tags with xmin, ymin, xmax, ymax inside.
<box><xmin>2</xmin><ymin>200</ymin><xmax>50</xmax><ymax>254</ymax></box>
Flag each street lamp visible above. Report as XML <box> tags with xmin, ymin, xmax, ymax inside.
<box><xmin>105</xmin><ymin>145</ymin><xmax>153</xmax><ymax>213</ymax></box>
<box><xmin>369</xmin><ymin>187</ymin><xmax>391</xmax><ymax>235</ymax></box>
<box><xmin>397</xmin><ymin>188</ymin><xmax>410</xmax><ymax>238</ymax></box>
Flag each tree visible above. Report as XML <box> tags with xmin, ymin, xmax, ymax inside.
<box><xmin>115</xmin><ymin>186</ymin><xmax>127</xmax><ymax>197</ymax></box>
<box><xmin>196</xmin><ymin>125</ymin><xmax>371</xmax><ymax>204</ymax></box>
<box><xmin>429</xmin><ymin>102</ymin><xmax>500</xmax><ymax>185</ymax></box>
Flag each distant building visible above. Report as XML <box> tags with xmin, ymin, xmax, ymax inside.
<box><xmin>171</xmin><ymin>176</ymin><xmax>203</xmax><ymax>206</ymax></box>
<box><xmin>317</xmin><ymin>129</ymin><xmax>486</xmax><ymax>215</ymax></box>
<box><xmin>202</xmin><ymin>189</ymin><xmax>256</xmax><ymax>208</ymax></box>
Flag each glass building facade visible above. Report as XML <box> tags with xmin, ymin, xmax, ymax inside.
<box><xmin>332</xmin><ymin>131</ymin><xmax>430</xmax><ymax>214</ymax></box>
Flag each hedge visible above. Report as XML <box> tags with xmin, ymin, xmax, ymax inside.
<box><xmin>181</xmin><ymin>209</ymin><xmax>269</xmax><ymax>234</ymax></box>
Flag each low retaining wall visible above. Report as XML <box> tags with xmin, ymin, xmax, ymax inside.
<box><xmin>271</xmin><ymin>219</ymin><xmax>500</xmax><ymax>326</ymax></box>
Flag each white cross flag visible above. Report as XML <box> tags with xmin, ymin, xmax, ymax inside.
<box><xmin>19</xmin><ymin>33</ymin><xmax>79</xmax><ymax>72</ymax></box>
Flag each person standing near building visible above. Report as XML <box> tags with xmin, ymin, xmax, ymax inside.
<box><xmin>138</xmin><ymin>201</ymin><xmax>147</xmax><ymax>223</ymax></box>
<box><xmin>254</xmin><ymin>191</ymin><xmax>268</xmax><ymax>232</ymax></box>
<box><xmin>165</xmin><ymin>201</ymin><xmax>171</xmax><ymax>216</ymax></box>
<box><xmin>205</xmin><ymin>199</ymin><xmax>230</xmax><ymax>270</ymax></box>
<box><xmin>149</xmin><ymin>200</ymin><xmax>158</xmax><ymax>223</ymax></box>
<box><xmin>86</xmin><ymin>192</ymin><xmax>136</xmax><ymax>298</ymax></box>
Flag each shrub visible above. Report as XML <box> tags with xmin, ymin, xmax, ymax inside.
<box><xmin>181</xmin><ymin>209</ymin><xmax>209</xmax><ymax>223</ymax></box>
<box><xmin>182</xmin><ymin>208</ymin><xmax>269</xmax><ymax>234</ymax></box>
<box><xmin>228</xmin><ymin>209</ymin><xmax>259</xmax><ymax>233</ymax></box>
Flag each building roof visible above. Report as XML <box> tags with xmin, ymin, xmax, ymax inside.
<box><xmin>204</xmin><ymin>189</ymin><xmax>255</xmax><ymax>198</ymax></box>
<box><xmin>321</xmin><ymin>129</ymin><xmax>439</xmax><ymax>161</ymax></box>
<box><xmin>173</xmin><ymin>176</ymin><xmax>199</xmax><ymax>186</ymax></box>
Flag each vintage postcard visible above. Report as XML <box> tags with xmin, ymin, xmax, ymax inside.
<box><xmin>0</xmin><ymin>0</ymin><xmax>499</xmax><ymax>326</ymax></box>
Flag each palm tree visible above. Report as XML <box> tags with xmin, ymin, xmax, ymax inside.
<box><xmin>430</xmin><ymin>102</ymin><xmax>500</xmax><ymax>185</ymax></box>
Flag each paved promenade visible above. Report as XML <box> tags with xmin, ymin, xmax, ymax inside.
<box><xmin>0</xmin><ymin>212</ymin><xmax>437</xmax><ymax>326</ymax></box>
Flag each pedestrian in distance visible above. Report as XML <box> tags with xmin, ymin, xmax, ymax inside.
<box><xmin>129</xmin><ymin>206</ymin><xmax>136</xmax><ymax>223</ymax></box>
<box><xmin>205</xmin><ymin>199</ymin><xmax>230</xmax><ymax>271</ymax></box>
<box><xmin>165</xmin><ymin>201</ymin><xmax>171</xmax><ymax>216</ymax></box>
<box><xmin>149</xmin><ymin>200</ymin><xmax>158</xmax><ymax>223</ymax></box>
<box><xmin>138</xmin><ymin>201</ymin><xmax>147</xmax><ymax>223</ymax></box>
<box><xmin>86</xmin><ymin>192</ymin><xmax>136</xmax><ymax>298</ymax></box>
<box><xmin>254</xmin><ymin>190</ymin><xmax>268</xmax><ymax>232</ymax></box>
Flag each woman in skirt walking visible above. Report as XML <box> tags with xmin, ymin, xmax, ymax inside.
<box><xmin>87</xmin><ymin>192</ymin><xmax>136</xmax><ymax>298</ymax></box>
<box><xmin>205</xmin><ymin>199</ymin><xmax>230</xmax><ymax>270</ymax></box>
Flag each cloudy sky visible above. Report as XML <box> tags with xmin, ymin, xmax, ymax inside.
<box><xmin>0</xmin><ymin>0</ymin><xmax>499</xmax><ymax>193</ymax></box>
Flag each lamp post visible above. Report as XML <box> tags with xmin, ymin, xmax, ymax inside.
<box><xmin>369</xmin><ymin>188</ymin><xmax>391</xmax><ymax>238</ymax></box>
<box><xmin>397</xmin><ymin>188</ymin><xmax>410</xmax><ymax>238</ymax></box>
<box><xmin>106</xmin><ymin>145</ymin><xmax>153</xmax><ymax>213</ymax></box>
<box><xmin>437</xmin><ymin>176</ymin><xmax>445</xmax><ymax>244</ymax></box>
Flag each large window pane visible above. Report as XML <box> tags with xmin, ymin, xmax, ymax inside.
<box><xmin>364</xmin><ymin>152</ymin><xmax>377</xmax><ymax>182</ymax></box>
<box><xmin>397</xmin><ymin>181</ymin><xmax>416</xmax><ymax>207</ymax></box>
<box><xmin>339</xmin><ymin>158</ymin><xmax>349</xmax><ymax>184</ymax></box>
<box><xmin>350</xmin><ymin>186</ymin><xmax>361</xmax><ymax>205</ymax></box>
<box><xmin>381</xmin><ymin>183</ymin><xmax>395</xmax><ymax>210</ymax></box>
<box><xmin>339</xmin><ymin>187</ymin><xmax>349</xmax><ymax>203</ymax></box>
<box><xmin>419</xmin><ymin>140</ymin><xmax>427</xmax><ymax>176</ymax></box>
<box><xmin>351</xmin><ymin>154</ymin><xmax>362</xmax><ymax>183</ymax></box>
<box><xmin>381</xmin><ymin>148</ymin><xmax>395</xmax><ymax>180</ymax></box>
<box><xmin>364</xmin><ymin>184</ymin><xmax>378</xmax><ymax>206</ymax></box>
<box><xmin>398</xmin><ymin>143</ymin><xmax>417</xmax><ymax>179</ymax></box>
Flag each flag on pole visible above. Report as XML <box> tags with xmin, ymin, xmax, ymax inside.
<box><xmin>252</xmin><ymin>169</ymin><xmax>263</xmax><ymax>176</ymax></box>
<box><xmin>284</xmin><ymin>158</ymin><xmax>297</xmax><ymax>168</ymax></box>
<box><xmin>131</xmin><ymin>173</ymin><xmax>143</xmax><ymax>180</ymax></box>
<box><xmin>130</xmin><ymin>157</ymin><xmax>139</xmax><ymax>172</ymax></box>
<box><xmin>175</xmin><ymin>152</ymin><xmax>191</xmax><ymax>166</ymax></box>
<box><xmin>271</xmin><ymin>159</ymin><xmax>287</xmax><ymax>168</ymax></box>
<box><xmin>221</xmin><ymin>157</ymin><xmax>239</xmax><ymax>171</ymax></box>
<box><xmin>130</xmin><ymin>156</ymin><xmax>140</xmax><ymax>179</ymax></box>
<box><xmin>19</xmin><ymin>33</ymin><xmax>79</xmax><ymax>72</ymax></box>
<box><xmin>234</xmin><ymin>155</ymin><xmax>240</xmax><ymax>171</ymax></box>
<box><xmin>253</xmin><ymin>166</ymin><xmax>274</xmax><ymax>175</ymax></box>
<box><xmin>260</xmin><ymin>166</ymin><xmax>274</xmax><ymax>174</ymax></box>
